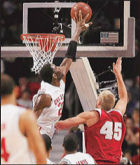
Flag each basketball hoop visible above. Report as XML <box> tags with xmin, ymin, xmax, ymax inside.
<box><xmin>21</xmin><ymin>33</ymin><xmax>65</xmax><ymax>74</ymax></box>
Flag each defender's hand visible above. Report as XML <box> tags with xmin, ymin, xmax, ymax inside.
<box><xmin>113</xmin><ymin>57</ymin><xmax>122</xmax><ymax>76</ymax></box>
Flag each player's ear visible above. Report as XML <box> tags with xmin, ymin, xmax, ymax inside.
<box><xmin>13</xmin><ymin>86</ymin><xmax>20</xmax><ymax>98</ymax></box>
<box><xmin>96</xmin><ymin>97</ymin><xmax>101</xmax><ymax>107</ymax></box>
<box><xmin>52</xmin><ymin>73</ymin><xmax>57</xmax><ymax>79</ymax></box>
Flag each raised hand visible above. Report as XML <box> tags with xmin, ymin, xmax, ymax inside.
<box><xmin>113</xmin><ymin>57</ymin><xmax>122</xmax><ymax>76</ymax></box>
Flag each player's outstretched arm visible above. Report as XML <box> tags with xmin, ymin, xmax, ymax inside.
<box><xmin>60</xmin><ymin>11</ymin><xmax>92</xmax><ymax>82</ymax></box>
<box><xmin>113</xmin><ymin>58</ymin><xmax>128</xmax><ymax>116</ymax></box>
<box><xmin>55</xmin><ymin>111</ymin><xmax>98</xmax><ymax>130</ymax></box>
<box><xmin>19</xmin><ymin>110</ymin><xmax>47</xmax><ymax>164</ymax></box>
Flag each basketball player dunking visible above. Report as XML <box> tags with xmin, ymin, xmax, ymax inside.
<box><xmin>55</xmin><ymin>58</ymin><xmax>128</xmax><ymax>164</ymax></box>
<box><xmin>32</xmin><ymin>11</ymin><xmax>92</xmax><ymax>139</ymax></box>
<box><xmin>1</xmin><ymin>74</ymin><xmax>47</xmax><ymax>164</ymax></box>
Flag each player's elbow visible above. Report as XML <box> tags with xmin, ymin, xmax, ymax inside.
<box><xmin>36</xmin><ymin>157</ymin><xmax>46</xmax><ymax>164</ymax></box>
<box><xmin>120</xmin><ymin>91</ymin><xmax>128</xmax><ymax>103</ymax></box>
<box><xmin>120</xmin><ymin>95</ymin><xmax>128</xmax><ymax>105</ymax></box>
<box><xmin>34</xmin><ymin>94</ymin><xmax>51</xmax><ymax>110</ymax></box>
<box><xmin>35</xmin><ymin>151</ymin><xmax>47</xmax><ymax>164</ymax></box>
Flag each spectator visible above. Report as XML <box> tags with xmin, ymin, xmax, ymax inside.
<box><xmin>120</xmin><ymin>152</ymin><xmax>132</xmax><ymax>165</ymax></box>
<box><xmin>131</xmin><ymin>132</ymin><xmax>140</xmax><ymax>165</ymax></box>
<box><xmin>123</xmin><ymin>150</ymin><xmax>132</xmax><ymax>164</ymax></box>
<box><xmin>126</xmin><ymin>92</ymin><xmax>137</xmax><ymax>117</ymax></box>
<box><xmin>17</xmin><ymin>89</ymin><xmax>32</xmax><ymax>109</ymax></box>
<box><xmin>27</xmin><ymin>79</ymin><xmax>40</xmax><ymax>99</ymax></box>
<box><xmin>132</xmin><ymin>108</ymin><xmax>140</xmax><ymax>133</ymax></box>
<box><xmin>125</xmin><ymin>117</ymin><xmax>136</xmax><ymax>145</ymax></box>
<box><xmin>129</xmin><ymin>76</ymin><xmax>139</xmax><ymax>102</ymax></box>
<box><xmin>16</xmin><ymin>77</ymin><xmax>29</xmax><ymax>99</ymax></box>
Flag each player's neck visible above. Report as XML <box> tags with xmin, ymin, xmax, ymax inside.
<box><xmin>96</xmin><ymin>103</ymin><xmax>101</xmax><ymax>109</ymax></box>
<box><xmin>46</xmin><ymin>152</ymin><xmax>50</xmax><ymax>159</ymax></box>
<box><xmin>1</xmin><ymin>94</ymin><xmax>16</xmax><ymax>106</ymax></box>
<box><xmin>51</xmin><ymin>80</ymin><xmax>60</xmax><ymax>87</ymax></box>
<box><xmin>65</xmin><ymin>150</ymin><xmax>77</xmax><ymax>155</ymax></box>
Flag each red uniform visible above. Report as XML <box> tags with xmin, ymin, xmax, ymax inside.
<box><xmin>84</xmin><ymin>108</ymin><xmax>126</xmax><ymax>164</ymax></box>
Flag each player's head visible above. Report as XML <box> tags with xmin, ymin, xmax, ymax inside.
<box><xmin>1</xmin><ymin>74</ymin><xmax>15</xmax><ymax>98</ymax></box>
<box><xmin>63</xmin><ymin>133</ymin><xmax>78</xmax><ymax>153</ymax></box>
<box><xmin>39</xmin><ymin>63</ymin><xmax>64</xmax><ymax>84</ymax></box>
<box><xmin>42</xmin><ymin>134</ymin><xmax>52</xmax><ymax>153</ymax></box>
<box><xmin>96</xmin><ymin>90</ymin><xmax>115</xmax><ymax>111</ymax></box>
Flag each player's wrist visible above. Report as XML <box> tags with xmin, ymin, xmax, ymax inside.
<box><xmin>72</xmin><ymin>32</ymin><xmax>80</xmax><ymax>42</ymax></box>
<box><xmin>115</xmin><ymin>71</ymin><xmax>122</xmax><ymax>78</ymax></box>
<box><xmin>65</xmin><ymin>41</ymin><xmax>77</xmax><ymax>61</ymax></box>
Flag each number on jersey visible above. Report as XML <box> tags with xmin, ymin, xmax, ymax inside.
<box><xmin>1</xmin><ymin>137</ymin><xmax>10</xmax><ymax>162</ymax></box>
<box><xmin>58</xmin><ymin>101</ymin><xmax>64</xmax><ymax>116</ymax></box>
<box><xmin>100</xmin><ymin>121</ymin><xmax>122</xmax><ymax>141</ymax></box>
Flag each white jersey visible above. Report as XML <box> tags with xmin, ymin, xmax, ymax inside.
<box><xmin>32</xmin><ymin>80</ymin><xmax>65</xmax><ymax>138</ymax></box>
<box><xmin>46</xmin><ymin>158</ymin><xmax>54</xmax><ymax>164</ymax></box>
<box><xmin>60</xmin><ymin>152</ymin><xmax>96</xmax><ymax>164</ymax></box>
<box><xmin>1</xmin><ymin>104</ymin><xmax>35</xmax><ymax>164</ymax></box>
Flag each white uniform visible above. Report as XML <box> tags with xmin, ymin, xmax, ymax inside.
<box><xmin>46</xmin><ymin>158</ymin><xmax>54</xmax><ymax>164</ymax></box>
<box><xmin>33</xmin><ymin>80</ymin><xmax>65</xmax><ymax>138</ymax></box>
<box><xmin>60</xmin><ymin>152</ymin><xmax>96</xmax><ymax>164</ymax></box>
<box><xmin>1</xmin><ymin>104</ymin><xmax>35</xmax><ymax>164</ymax></box>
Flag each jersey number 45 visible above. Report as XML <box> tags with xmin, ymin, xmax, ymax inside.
<box><xmin>100</xmin><ymin>121</ymin><xmax>122</xmax><ymax>141</ymax></box>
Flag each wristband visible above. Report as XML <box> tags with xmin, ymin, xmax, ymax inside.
<box><xmin>65</xmin><ymin>41</ymin><xmax>77</xmax><ymax>61</ymax></box>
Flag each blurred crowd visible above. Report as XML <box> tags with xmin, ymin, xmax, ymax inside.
<box><xmin>122</xmin><ymin>76</ymin><xmax>140</xmax><ymax>165</ymax></box>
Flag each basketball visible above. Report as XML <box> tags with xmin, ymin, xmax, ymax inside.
<box><xmin>71</xmin><ymin>2</ymin><xmax>92</xmax><ymax>22</ymax></box>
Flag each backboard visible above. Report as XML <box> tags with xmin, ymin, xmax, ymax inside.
<box><xmin>1</xmin><ymin>0</ymin><xmax>135</xmax><ymax>58</ymax></box>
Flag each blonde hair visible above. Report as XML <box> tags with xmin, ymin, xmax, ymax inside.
<box><xmin>98</xmin><ymin>90</ymin><xmax>115</xmax><ymax>111</ymax></box>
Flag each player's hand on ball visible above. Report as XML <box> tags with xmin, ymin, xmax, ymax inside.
<box><xmin>74</xmin><ymin>10</ymin><xmax>92</xmax><ymax>33</ymax></box>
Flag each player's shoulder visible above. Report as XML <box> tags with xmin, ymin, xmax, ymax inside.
<box><xmin>107</xmin><ymin>108</ymin><xmax>123</xmax><ymax>117</ymax></box>
<box><xmin>92</xmin><ymin>108</ymin><xmax>102</xmax><ymax>117</ymax></box>
<box><xmin>60</xmin><ymin>155</ymin><xmax>72</xmax><ymax>164</ymax></box>
<box><xmin>60</xmin><ymin>79</ymin><xmax>65</xmax><ymax>89</ymax></box>
<box><xmin>20</xmin><ymin>109</ymin><xmax>36</xmax><ymax>120</ymax></box>
<box><xmin>2</xmin><ymin>104</ymin><xmax>26</xmax><ymax>114</ymax></box>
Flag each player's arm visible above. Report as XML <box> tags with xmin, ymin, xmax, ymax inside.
<box><xmin>33</xmin><ymin>94</ymin><xmax>51</xmax><ymax>118</ymax></box>
<box><xmin>55</xmin><ymin>111</ymin><xmax>98</xmax><ymax>130</ymax></box>
<box><xmin>60</xmin><ymin>11</ymin><xmax>92</xmax><ymax>82</ymax></box>
<box><xmin>113</xmin><ymin>58</ymin><xmax>128</xmax><ymax>116</ymax></box>
<box><xmin>19</xmin><ymin>110</ymin><xmax>47</xmax><ymax>164</ymax></box>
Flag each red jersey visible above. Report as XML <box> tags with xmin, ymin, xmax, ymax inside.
<box><xmin>84</xmin><ymin>108</ymin><xmax>126</xmax><ymax>164</ymax></box>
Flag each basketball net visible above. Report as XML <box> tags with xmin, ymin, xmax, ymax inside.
<box><xmin>21</xmin><ymin>34</ymin><xmax>65</xmax><ymax>74</ymax></box>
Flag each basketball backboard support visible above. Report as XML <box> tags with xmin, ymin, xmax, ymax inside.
<box><xmin>70</xmin><ymin>57</ymin><xmax>99</xmax><ymax>153</ymax></box>
<box><xmin>70</xmin><ymin>57</ymin><xmax>98</xmax><ymax>111</ymax></box>
<box><xmin>1</xmin><ymin>1</ymin><xmax>135</xmax><ymax>58</ymax></box>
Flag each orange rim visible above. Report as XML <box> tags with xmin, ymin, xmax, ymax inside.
<box><xmin>20</xmin><ymin>33</ymin><xmax>65</xmax><ymax>41</ymax></box>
